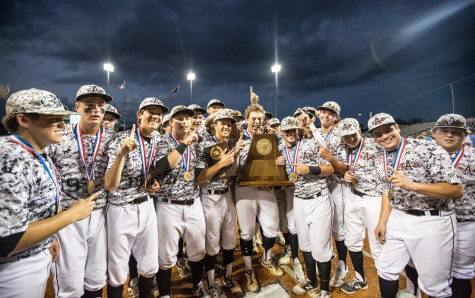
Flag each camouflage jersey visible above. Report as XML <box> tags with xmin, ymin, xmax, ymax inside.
<box><xmin>335</xmin><ymin>138</ymin><xmax>385</xmax><ymax>197</ymax></box>
<box><xmin>48</xmin><ymin>124</ymin><xmax>115</xmax><ymax>210</ymax></box>
<box><xmin>196</xmin><ymin>133</ymin><xmax>236</xmax><ymax>190</ymax></box>
<box><xmin>107</xmin><ymin>129</ymin><xmax>160</xmax><ymax>205</ymax></box>
<box><xmin>0</xmin><ymin>141</ymin><xmax>57</xmax><ymax>258</ymax></box>
<box><xmin>277</xmin><ymin>137</ymin><xmax>330</xmax><ymax>198</ymax></box>
<box><xmin>318</xmin><ymin>126</ymin><xmax>344</xmax><ymax>183</ymax></box>
<box><xmin>155</xmin><ymin>134</ymin><xmax>199</xmax><ymax>201</ymax></box>
<box><xmin>450</xmin><ymin>146</ymin><xmax>475</xmax><ymax>220</ymax></box>
<box><xmin>379</xmin><ymin>138</ymin><xmax>460</xmax><ymax>212</ymax></box>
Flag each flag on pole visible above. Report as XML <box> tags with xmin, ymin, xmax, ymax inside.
<box><xmin>118</xmin><ymin>82</ymin><xmax>125</xmax><ymax>90</ymax></box>
<box><xmin>171</xmin><ymin>85</ymin><xmax>179</xmax><ymax>93</ymax></box>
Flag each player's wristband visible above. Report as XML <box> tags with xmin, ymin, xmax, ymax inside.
<box><xmin>309</xmin><ymin>166</ymin><xmax>322</xmax><ymax>176</ymax></box>
<box><xmin>175</xmin><ymin>143</ymin><xmax>187</xmax><ymax>155</ymax></box>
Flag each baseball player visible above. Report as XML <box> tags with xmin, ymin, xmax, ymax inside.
<box><xmin>152</xmin><ymin>105</ymin><xmax>208</xmax><ymax>297</ymax></box>
<box><xmin>104</xmin><ymin>97</ymin><xmax>166</xmax><ymax>298</ymax></box>
<box><xmin>269</xmin><ymin>118</ymin><xmax>281</xmax><ymax>132</ymax></box>
<box><xmin>159</xmin><ymin>114</ymin><xmax>171</xmax><ymax>135</ymax></box>
<box><xmin>102</xmin><ymin>103</ymin><xmax>121</xmax><ymax>130</ymax></box>
<box><xmin>189</xmin><ymin>104</ymin><xmax>207</xmax><ymax>132</ymax></box>
<box><xmin>315</xmin><ymin>101</ymin><xmax>350</xmax><ymax>288</ymax></box>
<box><xmin>196</xmin><ymin>110</ymin><xmax>245</xmax><ymax>297</ymax></box>
<box><xmin>48</xmin><ymin>84</ymin><xmax>115</xmax><ymax>298</ymax></box>
<box><xmin>235</xmin><ymin>102</ymin><xmax>284</xmax><ymax>293</ymax></box>
<box><xmin>0</xmin><ymin>88</ymin><xmax>98</xmax><ymax>298</ymax></box>
<box><xmin>275</xmin><ymin>117</ymin><xmax>334</xmax><ymax>297</ymax></box>
<box><xmin>368</xmin><ymin>113</ymin><xmax>463</xmax><ymax>298</ymax></box>
<box><xmin>203</xmin><ymin>99</ymin><xmax>225</xmax><ymax>132</ymax></box>
<box><xmin>318</xmin><ymin>118</ymin><xmax>385</xmax><ymax>294</ymax></box>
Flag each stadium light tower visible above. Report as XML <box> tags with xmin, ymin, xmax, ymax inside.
<box><xmin>103</xmin><ymin>63</ymin><xmax>114</xmax><ymax>93</ymax></box>
<box><xmin>187</xmin><ymin>72</ymin><xmax>196</xmax><ymax>104</ymax></box>
<box><xmin>271</xmin><ymin>63</ymin><xmax>281</xmax><ymax>117</ymax></box>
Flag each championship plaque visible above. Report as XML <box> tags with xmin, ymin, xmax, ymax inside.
<box><xmin>238</xmin><ymin>134</ymin><xmax>294</xmax><ymax>187</ymax></box>
<box><xmin>204</xmin><ymin>141</ymin><xmax>237</xmax><ymax>181</ymax></box>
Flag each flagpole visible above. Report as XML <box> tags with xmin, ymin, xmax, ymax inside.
<box><xmin>122</xmin><ymin>80</ymin><xmax>126</xmax><ymax>130</ymax></box>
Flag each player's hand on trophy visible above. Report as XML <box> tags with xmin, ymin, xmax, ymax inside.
<box><xmin>219</xmin><ymin>148</ymin><xmax>236</xmax><ymax>168</ymax></box>
<box><xmin>120</xmin><ymin>124</ymin><xmax>139</xmax><ymax>155</ymax></box>
<box><xmin>68</xmin><ymin>191</ymin><xmax>101</xmax><ymax>221</ymax></box>
<box><xmin>250</xmin><ymin>86</ymin><xmax>259</xmax><ymax>105</ymax></box>
<box><xmin>344</xmin><ymin>171</ymin><xmax>357</xmax><ymax>184</ymax></box>
<box><xmin>290</xmin><ymin>163</ymin><xmax>310</xmax><ymax>175</ymax></box>
<box><xmin>275</xmin><ymin>156</ymin><xmax>286</xmax><ymax>166</ymax></box>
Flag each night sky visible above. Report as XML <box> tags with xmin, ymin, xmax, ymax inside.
<box><xmin>1</xmin><ymin>0</ymin><xmax>474</xmax><ymax>128</ymax></box>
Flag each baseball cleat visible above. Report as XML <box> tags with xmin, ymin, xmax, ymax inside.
<box><xmin>279</xmin><ymin>247</ymin><xmax>292</xmax><ymax>265</ymax></box>
<box><xmin>317</xmin><ymin>290</ymin><xmax>332</xmax><ymax>297</ymax></box>
<box><xmin>245</xmin><ymin>270</ymin><xmax>259</xmax><ymax>292</ymax></box>
<box><xmin>276</xmin><ymin>233</ymin><xmax>285</xmax><ymax>246</ymax></box>
<box><xmin>192</xmin><ymin>280</ymin><xmax>211</xmax><ymax>297</ymax></box>
<box><xmin>293</xmin><ymin>263</ymin><xmax>306</xmax><ymax>284</ymax></box>
<box><xmin>150</xmin><ymin>277</ymin><xmax>159</xmax><ymax>297</ymax></box>
<box><xmin>208</xmin><ymin>285</ymin><xmax>226</xmax><ymax>298</ymax></box>
<box><xmin>260</xmin><ymin>257</ymin><xmax>284</xmax><ymax>276</ymax></box>
<box><xmin>396</xmin><ymin>289</ymin><xmax>419</xmax><ymax>298</ymax></box>
<box><xmin>292</xmin><ymin>280</ymin><xmax>319</xmax><ymax>295</ymax></box>
<box><xmin>341</xmin><ymin>277</ymin><xmax>368</xmax><ymax>294</ymax></box>
<box><xmin>127</xmin><ymin>277</ymin><xmax>139</xmax><ymax>298</ymax></box>
<box><xmin>224</xmin><ymin>277</ymin><xmax>243</xmax><ymax>296</ymax></box>
<box><xmin>329</xmin><ymin>266</ymin><xmax>349</xmax><ymax>287</ymax></box>
<box><xmin>177</xmin><ymin>263</ymin><xmax>192</xmax><ymax>280</ymax></box>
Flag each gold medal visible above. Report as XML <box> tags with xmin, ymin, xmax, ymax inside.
<box><xmin>352</xmin><ymin>180</ymin><xmax>358</xmax><ymax>189</ymax></box>
<box><xmin>291</xmin><ymin>173</ymin><xmax>298</xmax><ymax>182</ymax></box>
<box><xmin>86</xmin><ymin>180</ymin><xmax>95</xmax><ymax>194</ymax></box>
<box><xmin>388</xmin><ymin>188</ymin><xmax>394</xmax><ymax>200</ymax></box>
<box><xmin>57</xmin><ymin>206</ymin><xmax>62</xmax><ymax>214</ymax></box>
<box><xmin>184</xmin><ymin>171</ymin><xmax>192</xmax><ymax>181</ymax></box>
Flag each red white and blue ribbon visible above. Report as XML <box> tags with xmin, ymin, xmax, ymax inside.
<box><xmin>212</xmin><ymin>135</ymin><xmax>219</xmax><ymax>144</ymax></box>
<box><xmin>324</xmin><ymin>126</ymin><xmax>334</xmax><ymax>143</ymax></box>
<box><xmin>74</xmin><ymin>124</ymin><xmax>102</xmax><ymax>181</ymax></box>
<box><xmin>284</xmin><ymin>139</ymin><xmax>301</xmax><ymax>174</ymax></box>
<box><xmin>245</xmin><ymin>128</ymin><xmax>253</xmax><ymax>140</ymax></box>
<box><xmin>383</xmin><ymin>138</ymin><xmax>406</xmax><ymax>189</ymax></box>
<box><xmin>136</xmin><ymin>126</ymin><xmax>156</xmax><ymax>179</ymax></box>
<box><xmin>10</xmin><ymin>134</ymin><xmax>61</xmax><ymax>213</ymax></box>
<box><xmin>451</xmin><ymin>147</ymin><xmax>464</xmax><ymax>168</ymax></box>
<box><xmin>348</xmin><ymin>138</ymin><xmax>365</xmax><ymax>174</ymax></box>
<box><xmin>170</xmin><ymin>133</ymin><xmax>191</xmax><ymax>172</ymax></box>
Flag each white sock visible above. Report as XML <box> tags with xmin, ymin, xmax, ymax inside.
<box><xmin>265</xmin><ymin>248</ymin><xmax>273</xmax><ymax>260</ymax></box>
<box><xmin>243</xmin><ymin>256</ymin><xmax>253</xmax><ymax>271</ymax></box>
<box><xmin>337</xmin><ymin>259</ymin><xmax>347</xmax><ymax>270</ymax></box>
<box><xmin>225</xmin><ymin>263</ymin><xmax>232</xmax><ymax>278</ymax></box>
<box><xmin>207</xmin><ymin>269</ymin><xmax>216</xmax><ymax>287</ymax></box>
<box><xmin>355</xmin><ymin>271</ymin><xmax>364</xmax><ymax>282</ymax></box>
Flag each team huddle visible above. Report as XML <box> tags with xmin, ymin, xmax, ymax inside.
<box><xmin>0</xmin><ymin>85</ymin><xmax>473</xmax><ymax>298</ymax></box>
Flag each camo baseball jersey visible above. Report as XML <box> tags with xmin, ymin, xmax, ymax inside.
<box><xmin>48</xmin><ymin>124</ymin><xmax>115</xmax><ymax>210</ymax></box>
<box><xmin>451</xmin><ymin>146</ymin><xmax>475</xmax><ymax>220</ymax></box>
<box><xmin>196</xmin><ymin>134</ymin><xmax>236</xmax><ymax>190</ymax></box>
<box><xmin>107</xmin><ymin>129</ymin><xmax>161</xmax><ymax>205</ymax></box>
<box><xmin>277</xmin><ymin>137</ymin><xmax>330</xmax><ymax>198</ymax></box>
<box><xmin>335</xmin><ymin>138</ymin><xmax>385</xmax><ymax>196</ymax></box>
<box><xmin>155</xmin><ymin>134</ymin><xmax>199</xmax><ymax>201</ymax></box>
<box><xmin>318</xmin><ymin>127</ymin><xmax>344</xmax><ymax>182</ymax></box>
<box><xmin>0</xmin><ymin>141</ymin><xmax>57</xmax><ymax>258</ymax></box>
<box><xmin>381</xmin><ymin>138</ymin><xmax>460</xmax><ymax>211</ymax></box>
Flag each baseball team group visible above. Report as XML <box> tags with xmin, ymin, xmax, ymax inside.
<box><xmin>0</xmin><ymin>84</ymin><xmax>473</xmax><ymax>298</ymax></box>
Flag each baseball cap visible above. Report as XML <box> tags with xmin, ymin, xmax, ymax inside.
<box><xmin>338</xmin><ymin>118</ymin><xmax>360</xmax><ymax>136</ymax></box>
<box><xmin>318</xmin><ymin>101</ymin><xmax>341</xmax><ymax>116</ymax></box>
<box><xmin>6</xmin><ymin>88</ymin><xmax>79</xmax><ymax>116</ymax></box>
<box><xmin>76</xmin><ymin>84</ymin><xmax>112</xmax><ymax>103</ymax></box>
<box><xmin>139</xmin><ymin>97</ymin><xmax>169</xmax><ymax>113</ymax></box>
<box><xmin>105</xmin><ymin>104</ymin><xmax>121</xmax><ymax>119</ymax></box>
<box><xmin>188</xmin><ymin>104</ymin><xmax>206</xmax><ymax>115</ymax></box>
<box><xmin>213</xmin><ymin>110</ymin><xmax>236</xmax><ymax>124</ymax></box>
<box><xmin>280</xmin><ymin>117</ymin><xmax>299</xmax><ymax>131</ymax></box>
<box><xmin>162</xmin><ymin>114</ymin><xmax>170</xmax><ymax>125</ymax></box>
<box><xmin>269</xmin><ymin>118</ymin><xmax>280</xmax><ymax>127</ymax></box>
<box><xmin>264</xmin><ymin>112</ymin><xmax>273</xmax><ymax>120</ymax></box>
<box><xmin>367</xmin><ymin>113</ymin><xmax>396</xmax><ymax>132</ymax></box>
<box><xmin>434</xmin><ymin>114</ymin><xmax>468</xmax><ymax>131</ymax></box>
<box><xmin>170</xmin><ymin>105</ymin><xmax>195</xmax><ymax>118</ymax></box>
<box><xmin>230</xmin><ymin>110</ymin><xmax>244</xmax><ymax>119</ymax></box>
<box><xmin>207</xmin><ymin>99</ymin><xmax>225</xmax><ymax>109</ymax></box>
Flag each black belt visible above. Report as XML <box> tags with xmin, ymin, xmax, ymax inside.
<box><xmin>350</xmin><ymin>188</ymin><xmax>366</xmax><ymax>197</ymax></box>
<box><xmin>207</xmin><ymin>187</ymin><xmax>230</xmax><ymax>195</ymax></box>
<box><xmin>405</xmin><ymin>210</ymin><xmax>441</xmax><ymax>217</ymax></box>
<box><xmin>457</xmin><ymin>218</ymin><xmax>474</xmax><ymax>222</ymax></box>
<box><xmin>161</xmin><ymin>198</ymin><xmax>195</xmax><ymax>205</ymax></box>
<box><xmin>129</xmin><ymin>196</ymin><xmax>148</xmax><ymax>205</ymax></box>
<box><xmin>301</xmin><ymin>191</ymin><xmax>322</xmax><ymax>200</ymax></box>
<box><xmin>0</xmin><ymin>251</ymin><xmax>37</xmax><ymax>264</ymax></box>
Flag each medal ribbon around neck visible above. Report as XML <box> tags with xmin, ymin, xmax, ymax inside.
<box><xmin>136</xmin><ymin>126</ymin><xmax>156</xmax><ymax>179</ymax></box>
<box><xmin>347</xmin><ymin>138</ymin><xmax>365</xmax><ymax>174</ymax></box>
<box><xmin>74</xmin><ymin>124</ymin><xmax>102</xmax><ymax>181</ymax></box>
<box><xmin>10</xmin><ymin>134</ymin><xmax>61</xmax><ymax>213</ymax></box>
<box><xmin>212</xmin><ymin>135</ymin><xmax>219</xmax><ymax>144</ymax></box>
<box><xmin>383</xmin><ymin>138</ymin><xmax>406</xmax><ymax>190</ymax></box>
<box><xmin>284</xmin><ymin>139</ymin><xmax>301</xmax><ymax>175</ymax></box>
<box><xmin>245</xmin><ymin>128</ymin><xmax>253</xmax><ymax>140</ymax></box>
<box><xmin>170</xmin><ymin>133</ymin><xmax>191</xmax><ymax>173</ymax></box>
<box><xmin>451</xmin><ymin>147</ymin><xmax>464</xmax><ymax>168</ymax></box>
<box><xmin>324</xmin><ymin>126</ymin><xmax>334</xmax><ymax>143</ymax></box>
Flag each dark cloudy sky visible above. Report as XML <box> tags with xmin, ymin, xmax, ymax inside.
<box><xmin>1</xmin><ymin>0</ymin><xmax>474</xmax><ymax>128</ymax></box>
